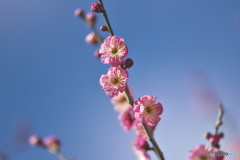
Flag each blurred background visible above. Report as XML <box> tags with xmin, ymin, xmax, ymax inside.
<box><xmin>0</xmin><ymin>0</ymin><xmax>240</xmax><ymax>159</ymax></box>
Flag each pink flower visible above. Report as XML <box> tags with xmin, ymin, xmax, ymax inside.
<box><xmin>100</xmin><ymin>67</ymin><xmax>128</xmax><ymax>97</ymax></box>
<box><xmin>212</xmin><ymin>149</ymin><xmax>225</xmax><ymax>160</ymax></box>
<box><xmin>111</xmin><ymin>92</ymin><xmax>132</xmax><ymax>113</ymax></box>
<box><xmin>133</xmin><ymin>121</ymin><xmax>155</xmax><ymax>139</ymax></box>
<box><xmin>99</xmin><ymin>36</ymin><xmax>128</xmax><ymax>66</ymax></box>
<box><xmin>132</xmin><ymin>137</ymin><xmax>150</xmax><ymax>160</ymax></box>
<box><xmin>118</xmin><ymin>109</ymin><xmax>134</xmax><ymax>132</ymax></box>
<box><xmin>133</xmin><ymin>95</ymin><xmax>163</xmax><ymax>126</ymax></box>
<box><xmin>188</xmin><ymin>145</ymin><xmax>215</xmax><ymax>160</ymax></box>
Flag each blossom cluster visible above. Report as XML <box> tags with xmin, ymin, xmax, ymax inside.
<box><xmin>97</xmin><ymin>35</ymin><xmax>164</xmax><ymax>159</ymax></box>
<box><xmin>188</xmin><ymin>145</ymin><xmax>224</xmax><ymax>160</ymax></box>
<box><xmin>80</xmin><ymin>7</ymin><xmax>165</xmax><ymax>157</ymax></box>
<box><xmin>188</xmin><ymin>119</ymin><xmax>225</xmax><ymax>160</ymax></box>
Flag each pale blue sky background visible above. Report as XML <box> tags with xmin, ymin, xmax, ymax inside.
<box><xmin>0</xmin><ymin>0</ymin><xmax>240</xmax><ymax>160</ymax></box>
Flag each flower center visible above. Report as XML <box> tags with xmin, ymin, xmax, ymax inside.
<box><xmin>199</xmin><ymin>155</ymin><xmax>208</xmax><ymax>160</ymax></box>
<box><xmin>111</xmin><ymin>47</ymin><xmax>118</xmax><ymax>55</ymax></box>
<box><xmin>119</xmin><ymin>96</ymin><xmax>127</xmax><ymax>104</ymax></box>
<box><xmin>145</xmin><ymin>106</ymin><xmax>152</xmax><ymax>114</ymax></box>
<box><xmin>111</xmin><ymin>77</ymin><xmax>120</xmax><ymax>86</ymax></box>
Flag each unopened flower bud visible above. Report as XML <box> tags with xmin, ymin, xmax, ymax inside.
<box><xmin>85</xmin><ymin>32</ymin><xmax>98</xmax><ymax>45</ymax></box>
<box><xmin>204</xmin><ymin>132</ymin><xmax>212</xmax><ymax>140</ymax></box>
<box><xmin>218</xmin><ymin>132</ymin><xmax>224</xmax><ymax>138</ymax></box>
<box><xmin>29</xmin><ymin>135</ymin><xmax>42</xmax><ymax>146</ymax></box>
<box><xmin>86</xmin><ymin>12</ymin><xmax>97</xmax><ymax>27</ymax></box>
<box><xmin>74</xmin><ymin>8</ymin><xmax>85</xmax><ymax>19</ymax></box>
<box><xmin>209</xmin><ymin>135</ymin><xmax>221</xmax><ymax>146</ymax></box>
<box><xmin>91</xmin><ymin>2</ymin><xmax>104</xmax><ymax>13</ymax></box>
<box><xmin>43</xmin><ymin>136</ymin><xmax>60</xmax><ymax>151</ymax></box>
<box><xmin>94</xmin><ymin>49</ymin><xmax>101</xmax><ymax>58</ymax></box>
<box><xmin>100</xmin><ymin>26</ymin><xmax>108</xmax><ymax>32</ymax></box>
<box><xmin>121</xmin><ymin>58</ymin><xmax>134</xmax><ymax>69</ymax></box>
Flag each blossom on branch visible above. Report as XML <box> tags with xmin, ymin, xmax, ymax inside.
<box><xmin>118</xmin><ymin>109</ymin><xmax>134</xmax><ymax>132</ymax></box>
<box><xmin>133</xmin><ymin>95</ymin><xmax>163</xmax><ymax>127</ymax></box>
<box><xmin>100</xmin><ymin>67</ymin><xmax>128</xmax><ymax>97</ymax></box>
<box><xmin>133</xmin><ymin>121</ymin><xmax>155</xmax><ymax>139</ymax></box>
<box><xmin>188</xmin><ymin>145</ymin><xmax>222</xmax><ymax>160</ymax></box>
<box><xmin>91</xmin><ymin>2</ymin><xmax>104</xmax><ymax>13</ymax></box>
<box><xmin>111</xmin><ymin>91</ymin><xmax>132</xmax><ymax>113</ymax></box>
<box><xmin>99</xmin><ymin>36</ymin><xmax>128</xmax><ymax>66</ymax></box>
<box><xmin>132</xmin><ymin>137</ymin><xmax>151</xmax><ymax>160</ymax></box>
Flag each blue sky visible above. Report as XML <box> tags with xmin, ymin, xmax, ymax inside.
<box><xmin>0</xmin><ymin>0</ymin><xmax>240</xmax><ymax>160</ymax></box>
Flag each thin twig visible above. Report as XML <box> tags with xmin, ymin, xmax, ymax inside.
<box><xmin>48</xmin><ymin>149</ymin><xmax>68</xmax><ymax>160</ymax></box>
<box><xmin>143</xmin><ymin>123</ymin><xmax>165</xmax><ymax>160</ymax></box>
<box><xmin>125</xmin><ymin>84</ymin><xmax>134</xmax><ymax>106</ymax></box>
<box><xmin>214</xmin><ymin>103</ymin><xmax>224</xmax><ymax>135</ymax></box>
<box><xmin>98</xmin><ymin>0</ymin><xmax>114</xmax><ymax>36</ymax></box>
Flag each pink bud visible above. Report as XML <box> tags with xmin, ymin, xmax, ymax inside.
<box><xmin>203</xmin><ymin>132</ymin><xmax>212</xmax><ymax>140</ymax></box>
<box><xmin>74</xmin><ymin>8</ymin><xmax>85</xmax><ymax>19</ymax></box>
<box><xmin>100</xmin><ymin>26</ymin><xmax>108</xmax><ymax>32</ymax></box>
<box><xmin>218</xmin><ymin>132</ymin><xmax>224</xmax><ymax>138</ymax></box>
<box><xmin>94</xmin><ymin>49</ymin><xmax>101</xmax><ymax>58</ymax></box>
<box><xmin>209</xmin><ymin>135</ymin><xmax>221</xmax><ymax>146</ymax></box>
<box><xmin>86</xmin><ymin>12</ymin><xmax>97</xmax><ymax>27</ymax></box>
<box><xmin>43</xmin><ymin>136</ymin><xmax>60</xmax><ymax>151</ymax></box>
<box><xmin>29</xmin><ymin>135</ymin><xmax>42</xmax><ymax>146</ymax></box>
<box><xmin>121</xmin><ymin>58</ymin><xmax>134</xmax><ymax>69</ymax></box>
<box><xmin>133</xmin><ymin>137</ymin><xmax>150</xmax><ymax>151</ymax></box>
<box><xmin>91</xmin><ymin>2</ymin><xmax>104</xmax><ymax>13</ymax></box>
<box><xmin>118</xmin><ymin>111</ymin><xmax>134</xmax><ymax>132</ymax></box>
<box><xmin>85</xmin><ymin>32</ymin><xmax>98</xmax><ymax>45</ymax></box>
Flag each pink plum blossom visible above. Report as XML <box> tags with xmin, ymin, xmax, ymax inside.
<box><xmin>133</xmin><ymin>121</ymin><xmax>155</xmax><ymax>139</ymax></box>
<box><xmin>188</xmin><ymin>145</ymin><xmax>216</xmax><ymax>160</ymax></box>
<box><xmin>111</xmin><ymin>91</ymin><xmax>132</xmax><ymax>113</ymax></box>
<box><xmin>118</xmin><ymin>109</ymin><xmax>134</xmax><ymax>132</ymax></box>
<box><xmin>132</xmin><ymin>137</ymin><xmax>151</xmax><ymax>160</ymax></box>
<box><xmin>99</xmin><ymin>36</ymin><xmax>128</xmax><ymax>66</ymax></box>
<box><xmin>100</xmin><ymin>67</ymin><xmax>128</xmax><ymax>97</ymax></box>
<box><xmin>133</xmin><ymin>95</ymin><xmax>163</xmax><ymax>126</ymax></box>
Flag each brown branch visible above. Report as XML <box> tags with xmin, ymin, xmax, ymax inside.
<box><xmin>214</xmin><ymin>103</ymin><xmax>224</xmax><ymax>135</ymax></box>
